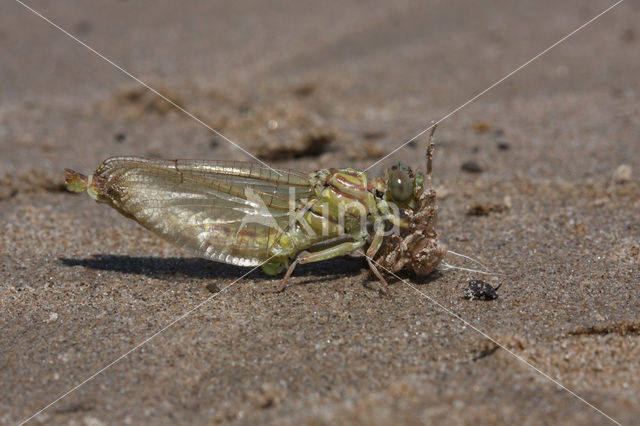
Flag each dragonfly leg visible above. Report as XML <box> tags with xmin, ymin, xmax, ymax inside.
<box><xmin>365</xmin><ymin>228</ymin><xmax>390</xmax><ymax>294</ymax></box>
<box><xmin>366</xmin><ymin>257</ymin><xmax>389</xmax><ymax>295</ymax></box>
<box><xmin>277</xmin><ymin>240</ymin><xmax>366</xmax><ymax>292</ymax></box>
<box><xmin>278</xmin><ymin>252</ymin><xmax>308</xmax><ymax>292</ymax></box>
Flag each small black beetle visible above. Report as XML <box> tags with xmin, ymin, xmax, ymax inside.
<box><xmin>464</xmin><ymin>279</ymin><xmax>501</xmax><ymax>301</ymax></box>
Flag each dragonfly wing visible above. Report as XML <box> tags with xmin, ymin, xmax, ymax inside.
<box><xmin>93</xmin><ymin>157</ymin><xmax>314</xmax><ymax>266</ymax></box>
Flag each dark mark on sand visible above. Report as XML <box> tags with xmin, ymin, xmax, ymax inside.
<box><xmin>467</xmin><ymin>199</ymin><xmax>510</xmax><ymax>216</ymax></box>
<box><xmin>472</xmin><ymin>343</ymin><xmax>500</xmax><ymax>361</ymax></box>
<box><xmin>114</xmin><ymin>132</ymin><xmax>126</xmax><ymax>143</ymax></box>
<box><xmin>53</xmin><ymin>401</ymin><xmax>93</xmax><ymax>414</ymax></box>
<box><xmin>461</xmin><ymin>160</ymin><xmax>483</xmax><ymax>173</ymax></box>
<box><xmin>568</xmin><ymin>321</ymin><xmax>640</xmax><ymax>337</ymax></box>
<box><xmin>0</xmin><ymin>170</ymin><xmax>66</xmax><ymax>200</ymax></box>
<box><xmin>362</xmin><ymin>130</ymin><xmax>387</xmax><ymax>140</ymax></box>
<box><xmin>257</xmin><ymin>133</ymin><xmax>333</xmax><ymax>160</ymax></box>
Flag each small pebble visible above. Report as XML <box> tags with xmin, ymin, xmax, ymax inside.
<box><xmin>473</xmin><ymin>122</ymin><xmax>490</xmax><ymax>133</ymax></box>
<box><xmin>497</xmin><ymin>142</ymin><xmax>511</xmax><ymax>151</ymax></box>
<box><xmin>464</xmin><ymin>279</ymin><xmax>501</xmax><ymax>300</ymax></box>
<box><xmin>83</xmin><ymin>416</ymin><xmax>106</xmax><ymax>426</ymax></box>
<box><xmin>114</xmin><ymin>132</ymin><xmax>126</xmax><ymax>143</ymax></box>
<box><xmin>613</xmin><ymin>164</ymin><xmax>631</xmax><ymax>184</ymax></box>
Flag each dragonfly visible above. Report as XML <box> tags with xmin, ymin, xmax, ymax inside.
<box><xmin>64</xmin><ymin>128</ymin><xmax>446</xmax><ymax>293</ymax></box>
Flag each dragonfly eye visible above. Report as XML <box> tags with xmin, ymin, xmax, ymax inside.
<box><xmin>389</xmin><ymin>169</ymin><xmax>413</xmax><ymax>203</ymax></box>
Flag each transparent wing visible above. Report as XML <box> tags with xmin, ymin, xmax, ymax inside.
<box><xmin>94</xmin><ymin>157</ymin><xmax>314</xmax><ymax>266</ymax></box>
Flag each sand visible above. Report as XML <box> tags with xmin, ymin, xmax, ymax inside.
<box><xmin>1</xmin><ymin>0</ymin><xmax>639</xmax><ymax>424</ymax></box>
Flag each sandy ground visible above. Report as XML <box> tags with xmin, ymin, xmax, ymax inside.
<box><xmin>1</xmin><ymin>0</ymin><xmax>639</xmax><ymax>425</ymax></box>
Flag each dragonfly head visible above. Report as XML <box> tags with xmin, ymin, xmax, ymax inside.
<box><xmin>377</xmin><ymin>123</ymin><xmax>437</xmax><ymax>213</ymax></box>
<box><xmin>371</xmin><ymin>124</ymin><xmax>445</xmax><ymax>276</ymax></box>
<box><xmin>378</xmin><ymin>164</ymin><xmax>425</xmax><ymax>211</ymax></box>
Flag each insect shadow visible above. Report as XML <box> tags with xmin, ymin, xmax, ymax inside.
<box><xmin>59</xmin><ymin>254</ymin><xmax>366</xmax><ymax>282</ymax></box>
<box><xmin>405</xmin><ymin>270</ymin><xmax>443</xmax><ymax>286</ymax></box>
